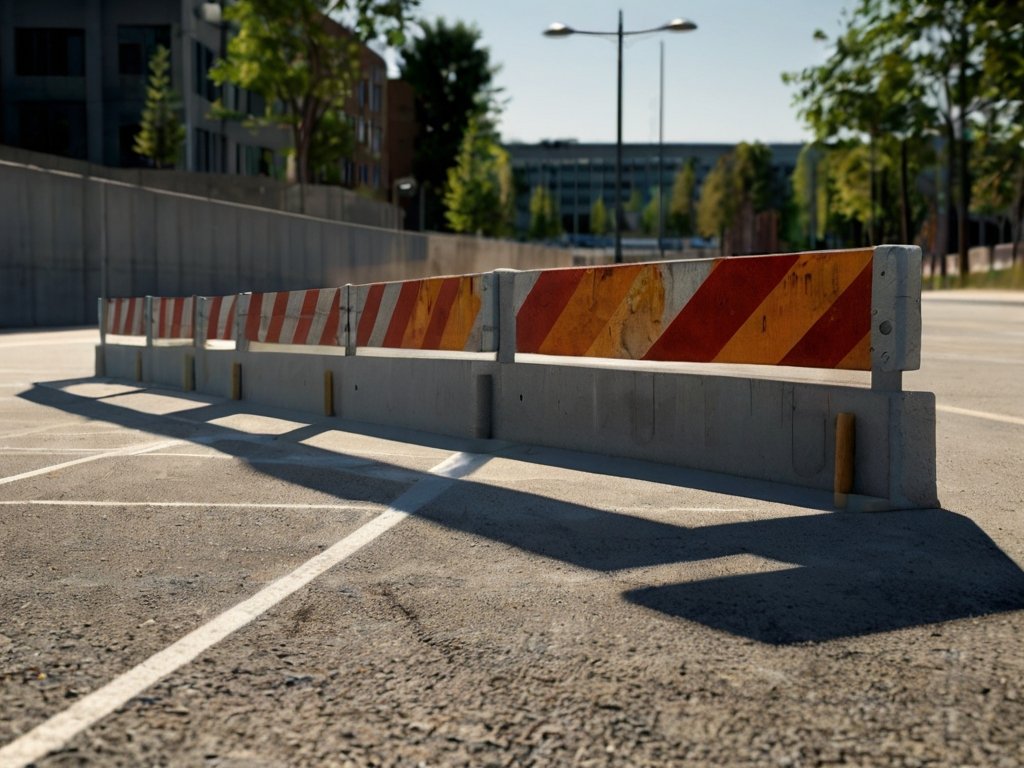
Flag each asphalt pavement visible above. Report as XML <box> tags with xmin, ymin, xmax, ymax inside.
<box><xmin>1</xmin><ymin>290</ymin><xmax>1022</xmax><ymax>767</ymax></box>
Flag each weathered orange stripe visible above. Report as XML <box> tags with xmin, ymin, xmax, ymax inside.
<box><xmin>123</xmin><ymin>298</ymin><xmax>137</xmax><ymax>336</ymax></box>
<box><xmin>317</xmin><ymin>291</ymin><xmax>341</xmax><ymax>346</ymax></box>
<box><xmin>245</xmin><ymin>293</ymin><xmax>264</xmax><ymax>342</ymax></box>
<box><xmin>516</xmin><ymin>269</ymin><xmax>589</xmax><ymax>353</ymax></box>
<box><xmin>207</xmin><ymin>297</ymin><xmax>223</xmax><ymax>340</ymax></box>
<box><xmin>223</xmin><ymin>297</ymin><xmax>236</xmax><ymax>340</ymax></box>
<box><xmin>439</xmin><ymin>277</ymin><xmax>483</xmax><ymax>351</ymax></box>
<box><xmin>292</xmin><ymin>289</ymin><xmax>320</xmax><ymax>345</ymax></box>
<box><xmin>712</xmin><ymin>249</ymin><xmax>873</xmax><ymax>365</ymax></box>
<box><xmin>781</xmin><ymin>260</ymin><xmax>873</xmax><ymax>369</ymax></box>
<box><xmin>644</xmin><ymin>255</ymin><xmax>798</xmax><ymax>362</ymax></box>
<box><xmin>264</xmin><ymin>292</ymin><xmax>290</xmax><ymax>343</ymax></box>
<box><xmin>170</xmin><ymin>298</ymin><xmax>186</xmax><ymax>338</ymax></box>
<box><xmin>835</xmin><ymin>332</ymin><xmax>871</xmax><ymax>370</ymax></box>
<box><xmin>398</xmin><ymin>278</ymin><xmax>442</xmax><ymax>348</ymax></box>
<box><xmin>538</xmin><ymin>265</ymin><xmax>644</xmax><ymax>356</ymax></box>
<box><xmin>357</xmin><ymin>284</ymin><xmax>385</xmax><ymax>346</ymax></box>
<box><xmin>383</xmin><ymin>281</ymin><xmax>421</xmax><ymax>347</ymax></box>
<box><xmin>584</xmin><ymin>265</ymin><xmax>666</xmax><ymax>359</ymax></box>
<box><xmin>109</xmin><ymin>299</ymin><xmax>122</xmax><ymax>335</ymax></box>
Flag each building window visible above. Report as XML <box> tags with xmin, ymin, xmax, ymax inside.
<box><xmin>15</xmin><ymin>28</ymin><xmax>85</xmax><ymax>76</ymax></box>
<box><xmin>371</xmin><ymin>84</ymin><xmax>382</xmax><ymax>113</ymax></box>
<box><xmin>371</xmin><ymin>125</ymin><xmax>382</xmax><ymax>154</ymax></box>
<box><xmin>118</xmin><ymin>26</ymin><xmax>171</xmax><ymax>76</ymax></box>
<box><xmin>193</xmin><ymin>41</ymin><xmax>219</xmax><ymax>102</ymax></box>
<box><xmin>16</xmin><ymin>101</ymin><xmax>87</xmax><ymax>158</ymax></box>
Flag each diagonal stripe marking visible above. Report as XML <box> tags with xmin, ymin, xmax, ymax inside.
<box><xmin>0</xmin><ymin>451</ymin><xmax>488</xmax><ymax>768</ymax></box>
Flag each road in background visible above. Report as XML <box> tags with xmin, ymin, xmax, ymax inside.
<box><xmin>1</xmin><ymin>291</ymin><xmax>1022</xmax><ymax>767</ymax></box>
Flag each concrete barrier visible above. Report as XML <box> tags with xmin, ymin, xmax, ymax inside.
<box><xmin>98</xmin><ymin>245</ymin><xmax>938</xmax><ymax>510</ymax></box>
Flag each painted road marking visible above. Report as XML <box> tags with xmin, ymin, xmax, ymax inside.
<box><xmin>0</xmin><ymin>450</ymin><xmax>489</xmax><ymax>768</ymax></box>
<box><xmin>0</xmin><ymin>421</ymin><xmax>87</xmax><ymax>440</ymax></box>
<box><xmin>937</xmin><ymin>405</ymin><xmax>1024</xmax><ymax>427</ymax></box>
<box><xmin>0</xmin><ymin>339</ymin><xmax>97</xmax><ymax>348</ymax></box>
<box><xmin>0</xmin><ymin>439</ymin><xmax>183</xmax><ymax>487</ymax></box>
<box><xmin>0</xmin><ymin>500</ymin><xmax>382</xmax><ymax>512</ymax></box>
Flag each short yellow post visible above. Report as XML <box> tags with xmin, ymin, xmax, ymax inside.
<box><xmin>231</xmin><ymin>362</ymin><xmax>242</xmax><ymax>401</ymax></box>
<box><xmin>834</xmin><ymin>412</ymin><xmax>855</xmax><ymax>508</ymax></box>
<box><xmin>323</xmin><ymin>370</ymin><xmax>334</xmax><ymax>416</ymax></box>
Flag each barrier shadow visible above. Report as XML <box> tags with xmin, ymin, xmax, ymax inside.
<box><xmin>18</xmin><ymin>380</ymin><xmax>1024</xmax><ymax>646</ymax></box>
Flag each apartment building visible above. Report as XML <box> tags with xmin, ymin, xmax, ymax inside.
<box><xmin>0</xmin><ymin>0</ymin><xmax>393</xmax><ymax>195</ymax></box>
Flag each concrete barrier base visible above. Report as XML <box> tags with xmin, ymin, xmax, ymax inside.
<box><xmin>98</xmin><ymin>344</ymin><xmax>939</xmax><ymax>510</ymax></box>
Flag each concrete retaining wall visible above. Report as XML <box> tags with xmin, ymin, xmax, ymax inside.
<box><xmin>0</xmin><ymin>160</ymin><xmax>572</xmax><ymax>327</ymax></box>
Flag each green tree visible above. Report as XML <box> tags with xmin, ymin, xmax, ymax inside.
<box><xmin>528</xmin><ymin>185</ymin><xmax>561</xmax><ymax>240</ymax></box>
<box><xmin>668</xmin><ymin>160</ymin><xmax>696</xmax><ymax>236</ymax></box>
<box><xmin>641</xmin><ymin>187</ymin><xmax>661</xmax><ymax>236</ymax></box>
<box><xmin>133</xmin><ymin>45</ymin><xmax>185</xmax><ymax>169</ymax></box>
<box><xmin>786</xmin><ymin>0</ymin><xmax>1015</xmax><ymax>278</ymax></box>
<box><xmin>697</xmin><ymin>143</ymin><xmax>778</xmax><ymax>254</ymax></box>
<box><xmin>401</xmin><ymin>19</ymin><xmax>500</xmax><ymax>231</ymax></box>
<box><xmin>696</xmin><ymin>153</ymin><xmax>735</xmax><ymax>251</ymax></box>
<box><xmin>209</xmin><ymin>0</ymin><xmax>416</xmax><ymax>184</ymax></box>
<box><xmin>590</xmin><ymin>196</ymin><xmax>608</xmax><ymax>236</ymax></box>
<box><xmin>444</xmin><ymin>117</ymin><xmax>513</xmax><ymax>236</ymax></box>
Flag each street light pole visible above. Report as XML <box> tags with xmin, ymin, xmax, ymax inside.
<box><xmin>616</xmin><ymin>10</ymin><xmax>624</xmax><ymax>263</ymax></box>
<box><xmin>544</xmin><ymin>13</ymin><xmax>696</xmax><ymax>265</ymax></box>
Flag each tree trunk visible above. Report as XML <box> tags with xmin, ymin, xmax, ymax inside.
<box><xmin>899</xmin><ymin>137</ymin><xmax>911</xmax><ymax>244</ymax></box>
<box><xmin>957</xmin><ymin>131</ymin><xmax>971</xmax><ymax>283</ymax></box>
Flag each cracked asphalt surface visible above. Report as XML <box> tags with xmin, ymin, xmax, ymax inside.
<box><xmin>1</xmin><ymin>290</ymin><xmax>1023</xmax><ymax>767</ymax></box>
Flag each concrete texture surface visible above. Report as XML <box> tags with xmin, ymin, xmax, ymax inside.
<box><xmin>0</xmin><ymin>290</ymin><xmax>1022</xmax><ymax>766</ymax></box>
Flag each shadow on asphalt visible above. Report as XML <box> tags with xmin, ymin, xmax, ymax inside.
<box><xmin>20</xmin><ymin>380</ymin><xmax>1024</xmax><ymax>646</ymax></box>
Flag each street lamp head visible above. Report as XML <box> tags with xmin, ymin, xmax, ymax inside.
<box><xmin>543</xmin><ymin>22</ymin><xmax>574</xmax><ymax>37</ymax></box>
<box><xmin>664</xmin><ymin>18</ymin><xmax>697</xmax><ymax>33</ymax></box>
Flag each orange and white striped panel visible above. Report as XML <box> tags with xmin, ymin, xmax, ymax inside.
<box><xmin>515</xmin><ymin>248</ymin><xmax>874</xmax><ymax>370</ymax></box>
<box><xmin>354</xmin><ymin>274</ymin><xmax>492</xmax><ymax>352</ymax></box>
<box><xmin>243</xmin><ymin>288</ymin><xmax>342</xmax><ymax>346</ymax></box>
<box><xmin>105</xmin><ymin>297</ymin><xmax>146</xmax><ymax>336</ymax></box>
<box><xmin>200</xmin><ymin>295</ymin><xmax>238</xmax><ymax>341</ymax></box>
<box><xmin>151</xmin><ymin>296</ymin><xmax>194</xmax><ymax>339</ymax></box>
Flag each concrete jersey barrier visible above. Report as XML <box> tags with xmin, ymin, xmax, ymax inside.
<box><xmin>97</xmin><ymin>245</ymin><xmax>936</xmax><ymax>510</ymax></box>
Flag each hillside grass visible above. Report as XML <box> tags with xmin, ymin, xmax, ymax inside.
<box><xmin>923</xmin><ymin>260</ymin><xmax>1024</xmax><ymax>290</ymax></box>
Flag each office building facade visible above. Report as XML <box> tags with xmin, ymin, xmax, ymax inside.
<box><xmin>0</xmin><ymin>0</ymin><xmax>393</xmax><ymax>195</ymax></box>
<box><xmin>505</xmin><ymin>141</ymin><xmax>802</xmax><ymax>240</ymax></box>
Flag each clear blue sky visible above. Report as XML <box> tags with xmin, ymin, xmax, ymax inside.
<box><xmin>392</xmin><ymin>0</ymin><xmax>855</xmax><ymax>145</ymax></box>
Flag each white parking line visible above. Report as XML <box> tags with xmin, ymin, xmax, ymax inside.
<box><xmin>0</xmin><ymin>439</ymin><xmax>184</xmax><ymax>487</ymax></box>
<box><xmin>0</xmin><ymin>421</ymin><xmax>87</xmax><ymax>440</ymax></box>
<box><xmin>0</xmin><ymin>450</ymin><xmax>489</xmax><ymax>768</ymax></box>
<box><xmin>937</xmin><ymin>404</ymin><xmax>1024</xmax><ymax>427</ymax></box>
<box><xmin>0</xmin><ymin>500</ymin><xmax>382</xmax><ymax>512</ymax></box>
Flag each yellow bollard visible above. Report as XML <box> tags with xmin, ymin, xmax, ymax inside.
<box><xmin>834</xmin><ymin>412</ymin><xmax>855</xmax><ymax>508</ymax></box>
<box><xmin>323</xmin><ymin>370</ymin><xmax>334</xmax><ymax>417</ymax></box>
<box><xmin>231</xmin><ymin>362</ymin><xmax>242</xmax><ymax>401</ymax></box>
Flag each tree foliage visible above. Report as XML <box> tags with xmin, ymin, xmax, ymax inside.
<box><xmin>641</xmin><ymin>188</ymin><xmax>661</xmax><ymax>236</ymax></box>
<box><xmin>401</xmin><ymin>19</ymin><xmax>500</xmax><ymax>231</ymax></box>
<box><xmin>443</xmin><ymin>117</ymin><xmax>513</xmax><ymax>236</ymax></box>
<box><xmin>786</xmin><ymin>0</ymin><xmax>1024</xmax><ymax>274</ymax></box>
<box><xmin>528</xmin><ymin>186</ymin><xmax>561</xmax><ymax>240</ymax></box>
<box><xmin>134</xmin><ymin>45</ymin><xmax>185</xmax><ymax>169</ymax></box>
<box><xmin>590</xmin><ymin>196</ymin><xmax>608</xmax><ymax>236</ymax></box>
<box><xmin>697</xmin><ymin>142</ymin><xmax>777</xmax><ymax>253</ymax></box>
<box><xmin>209</xmin><ymin>0</ymin><xmax>417</xmax><ymax>184</ymax></box>
<box><xmin>668</xmin><ymin>160</ymin><xmax>696</xmax><ymax>236</ymax></box>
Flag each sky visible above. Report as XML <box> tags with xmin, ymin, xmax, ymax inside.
<box><xmin>391</xmin><ymin>0</ymin><xmax>856</xmax><ymax>145</ymax></box>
